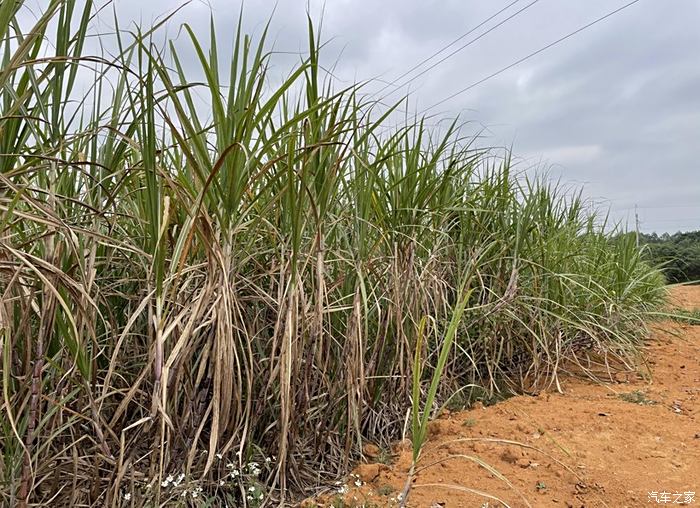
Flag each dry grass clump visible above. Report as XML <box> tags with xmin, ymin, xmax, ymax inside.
<box><xmin>0</xmin><ymin>1</ymin><xmax>665</xmax><ymax>506</ymax></box>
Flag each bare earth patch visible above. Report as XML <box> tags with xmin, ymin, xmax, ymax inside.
<box><xmin>310</xmin><ymin>285</ymin><xmax>700</xmax><ymax>507</ymax></box>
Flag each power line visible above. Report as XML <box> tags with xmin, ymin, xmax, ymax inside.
<box><xmin>421</xmin><ymin>0</ymin><xmax>644</xmax><ymax>114</ymax></box>
<box><xmin>639</xmin><ymin>218</ymin><xmax>700</xmax><ymax>223</ymax></box>
<box><xmin>614</xmin><ymin>204</ymin><xmax>700</xmax><ymax>211</ymax></box>
<box><xmin>372</xmin><ymin>0</ymin><xmax>524</xmax><ymax>97</ymax></box>
<box><xmin>378</xmin><ymin>0</ymin><xmax>542</xmax><ymax>101</ymax></box>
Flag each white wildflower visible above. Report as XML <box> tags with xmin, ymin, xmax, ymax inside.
<box><xmin>216</xmin><ymin>453</ymin><xmax>223</xmax><ymax>459</ymax></box>
<box><xmin>248</xmin><ymin>461</ymin><xmax>261</xmax><ymax>476</ymax></box>
<box><xmin>123</xmin><ymin>492</ymin><xmax>131</xmax><ymax>501</ymax></box>
<box><xmin>173</xmin><ymin>473</ymin><xmax>184</xmax><ymax>487</ymax></box>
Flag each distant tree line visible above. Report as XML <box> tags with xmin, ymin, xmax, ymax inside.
<box><xmin>640</xmin><ymin>230</ymin><xmax>700</xmax><ymax>283</ymax></box>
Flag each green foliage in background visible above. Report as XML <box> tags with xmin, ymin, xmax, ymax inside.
<box><xmin>639</xmin><ymin>231</ymin><xmax>700</xmax><ymax>284</ymax></box>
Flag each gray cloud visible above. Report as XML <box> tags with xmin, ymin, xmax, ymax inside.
<box><xmin>101</xmin><ymin>0</ymin><xmax>699</xmax><ymax>232</ymax></box>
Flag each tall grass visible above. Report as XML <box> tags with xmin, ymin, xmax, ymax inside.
<box><xmin>0</xmin><ymin>1</ymin><xmax>665</xmax><ymax>506</ymax></box>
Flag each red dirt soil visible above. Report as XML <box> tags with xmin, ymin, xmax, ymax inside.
<box><xmin>309</xmin><ymin>285</ymin><xmax>700</xmax><ymax>508</ymax></box>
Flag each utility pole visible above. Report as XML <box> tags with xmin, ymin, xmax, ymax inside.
<box><xmin>634</xmin><ymin>204</ymin><xmax>640</xmax><ymax>248</ymax></box>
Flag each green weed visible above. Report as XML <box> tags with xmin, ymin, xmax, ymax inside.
<box><xmin>618</xmin><ymin>390</ymin><xmax>656</xmax><ymax>405</ymax></box>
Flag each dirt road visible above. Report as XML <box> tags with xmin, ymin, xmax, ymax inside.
<box><xmin>322</xmin><ymin>285</ymin><xmax>700</xmax><ymax>508</ymax></box>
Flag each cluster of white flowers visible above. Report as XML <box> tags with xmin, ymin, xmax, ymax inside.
<box><xmin>388</xmin><ymin>492</ymin><xmax>404</xmax><ymax>504</ymax></box>
<box><xmin>337</xmin><ymin>484</ymin><xmax>349</xmax><ymax>494</ymax></box>
<box><xmin>160</xmin><ymin>472</ymin><xmax>185</xmax><ymax>489</ymax></box>
<box><xmin>132</xmin><ymin>454</ymin><xmax>278</xmax><ymax>506</ymax></box>
<box><xmin>179</xmin><ymin>486</ymin><xmax>203</xmax><ymax>499</ymax></box>
<box><xmin>226</xmin><ymin>462</ymin><xmax>240</xmax><ymax>479</ymax></box>
<box><xmin>215</xmin><ymin>452</ymin><xmax>276</xmax><ymax>505</ymax></box>
<box><xmin>158</xmin><ymin>473</ymin><xmax>208</xmax><ymax>501</ymax></box>
<box><xmin>223</xmin><ymin>454</ymin><xmax>275</xmax><ymax>482</ymax></box>
<box><xmin>349</xmin><ymin>473</ymin><xmax>363</xmax><ymax>487</ymax></box>
<box><xmin>247</xmin><ymin>462</ymin><xmax>261</xmax><ymax>477</ymax></box>
<box><xmin>246</xmin><ymin>485</ymin><xmax>264</xmax><ymax>503</ymax></box>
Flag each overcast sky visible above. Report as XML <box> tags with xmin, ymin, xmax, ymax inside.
<box><xmin>92</xmin><ymin>1</ymin><xmax>700</xmax><ymax>232</ymax></box>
